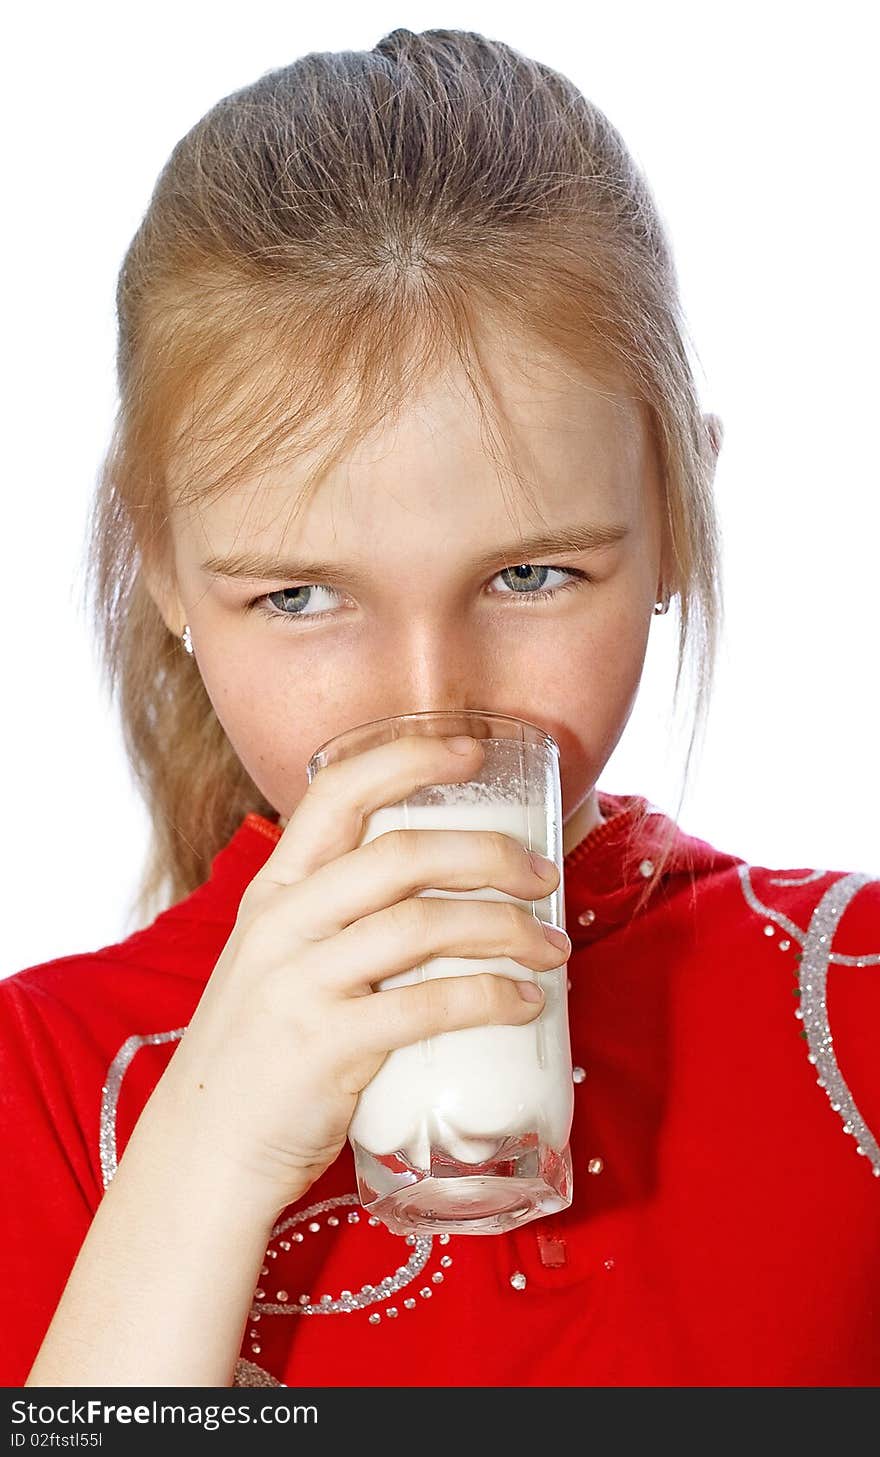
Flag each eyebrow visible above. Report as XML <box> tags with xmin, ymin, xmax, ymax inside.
<box><xmin>200</xmin><ymin>521</ymin><xmax>631</xmax><ymax>586</ymax></box>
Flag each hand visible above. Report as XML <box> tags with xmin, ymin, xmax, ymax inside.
<box><xmin>156</xmin><ymin>734</ymin><xmax>567</xmax><ymax>1219</ymax></box>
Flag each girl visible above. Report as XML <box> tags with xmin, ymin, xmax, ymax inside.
<box><xmin>3</xmin><ymin>26</ymin><xmax>878</xmax><ymax>1389</ymax></box>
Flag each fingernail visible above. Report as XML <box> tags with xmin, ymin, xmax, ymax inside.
<box><xmin>540</xmin><ymin>921</ymin><xmax>571</xmax><ymax>952</ymax></box>
<box><xmin>528</xmin><ymin>851</ymin><xmax>558</xmax><ymax>880</ymax></box>
<box><xmin>445</xmin><ymin>735</ymin><xmax>476</xmax><ymax>754</ymax></box>
<box><xmin>517</xmin><ymin>980</ymin><xmax>544</xmax><ymax>1001</ymax></box>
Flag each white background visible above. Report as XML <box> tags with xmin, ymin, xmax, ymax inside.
<box><xmin>3</xmin><ymin>1</ymin><xmax>877</xmax><ymax>976</ymax></box>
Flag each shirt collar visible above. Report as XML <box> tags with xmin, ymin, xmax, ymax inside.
<box><xmin>563</xmin><ymin>791</ymin><xmax>741</xmax><ymax>945</ymax></box>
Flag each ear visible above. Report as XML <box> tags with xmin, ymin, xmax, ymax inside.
<box><xmin>704</xmin><ymin>412</ymin><xmax>724</xmax><ymax>459</ymax></box>
<box><xmin>140</xmin><ymin>554</ymin><xmax>186</xmax><ymax>638</ymax></box>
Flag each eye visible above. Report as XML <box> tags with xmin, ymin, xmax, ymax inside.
<box><xmin>491</xmin><ymin>564</ymin><xmax>590</xmax><ymax>602</ymax></box>
<box><xmin>247</xmin><ymin>564</ymin><xmax>592</xmax><ymax>627</ymax></box>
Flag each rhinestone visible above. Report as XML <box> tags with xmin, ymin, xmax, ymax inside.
<box><xmin>856</xmin><ymin>1145</ymin><xmax>866</xmax><ymax>1156</ymax></box>
<box><xmin>763</xmin><ymin>925</ymin><xmax>776</xmax><ymax>937</ymax></box>
<box><xmin>347</xmin><ymin>1212</ymin><xmax>360</xmax><ymax>1224</ymax></box>
<box><xmin>794</xmin><ymin>1009</ymin><xmax>803</xmax><ymax>1020</ymax></box>
<box><xmin>509</xmin><ymin>1271</ymin><xmax>527</xmax><ymax>1291</ymax></box>
<box><xmin>779</xmin><ymin>939</ymin><xmax>791</xmax><ymax>951</ymax></box>
<box><xmin>420</xmin><ymin>1287</ymin><xmax>432</xmax><ymax>1299</ymax></box>
<box><xmin>369</xmin><ymin>1313</ymin><xmax>381</xmax><ymax>1325</ymax></box>
<box><xmin>341</xmin><ymin>1290</ymin><xmax>353</xmax><ymax>1299</ymax></box>
<box><xmin>308</xmin><ymin>1222</ymin><xmax>321</xmax><ymax>1233</ymax></box>
<box><xmin>251</xmin><ymin>1343</ymin><xmax>261</xmax><ymax>1354</ymax></box>
<box><xmin>254</xmin><ymin>1288</ymin><xmax>265</xmax><ymax>1299</ymax></box>
<box><xmin>603</xmin><ymin>1259</ymin><xmax>615</xmax><ymax>1270</ymax></box>
<box><xmin>577</xmin><ymin>908</ymin><xmax>596</xmax><ymax>927</ymax></box>
<box><xmin>266</xmin><ymin>1249</ymin><xmax>277</xmax><ymax>1259</ymax></box>
<box><xmin>320</xmin><ymin>1295</ymin><xmax>332</xmax><ymax>1306</ymax></box>
<box><xmin>404</xmin><ymin>1299</ymin><xmax>416</xmax><ymax>1309</ymax></box>
<box><xmin>327</xmin><ymin>1216</ymin><xmax>340</xmax><ymax>1227</ymax></box>
<box><xmin>260</xmin><ymin>1265</ymin><xmax>269</xmax><ymax>1276</ymax></box>
<box><xmin>406</xmin><ymin>1235</ymin><xmax>417</xmax><ymax>1246</ymax></box>
<box><xmin>368</xmin><ymin>1217</ymin><xmax>381</xmax><ymax>1227</ymax></box>
<box><xmin>572</xmin><ymin>1066</ymin><xmax>586</xmax><ymax>1084</ymax></box>
<box><xmin>431</xmin><ymin>1272</ymin><xmax>444</xmax><ymax>1284</ymax></box>
<box><xmin>638</xmin><ymin>859</ymin><xmax>655</xmax><ymax>878</ymax></box>
<box><xmin>587</xmin><ymin>1157</ymin><xmax>604</xmax><ymax>1175</ymax></box>
<box><xmin>249</xmin><ymin>1328</ymin><xmax>259</xmax><ymax>1339</ymax></box>
<box><xmin>386</xmin><ymin>1307</ymin><xmax>399</xmax><ymax>1318</ymax></box>
<box><xmin>439</xmin><ymin>1233</ymin><xmax>450</xmax><ymax>1245</ymax></box>
<box><xmin>293</xmin><ymin>1232</ymin><xmax>304</xmax><ymax>1243</ymax></box>
<box><xmin>298</xmin><ymin>1294</ymin><xmax>310</xmax><ymax>1306</ymax></box>
<box><xmin>440</xmin><ymin>1256</ymin><xmax>453</xmax><ymax>1268</ymax></box>
<box><xmin>279</xmin><ymin>1240</ymin><xmax>291</xmax><ymax>1251</ymax></box>
<box><xmin>251</xmin><ymin>1313</ymin><xmax>261</xmax><ymax>1322</ymax></box>
<box><xmin>276</xmin><ymin>1290</ymin><xmax>289</xmax><ymax>1302</ymax></box>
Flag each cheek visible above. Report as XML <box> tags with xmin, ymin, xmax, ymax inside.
<box><xmin>195</xmin><ymin>642</ymin><xmax>306</xmax><ymax>783</ymax></box>
<box><xmin>196</xmin><ymin>639</ymin><xmax>363</xmax><ymax>815</ymax></box>
<box><xmin>568</xmin><ymin>599</ymin><xmax>651</xmax><ymax>708</ymax></box>
<box><xmin>550</xmin><ymin>596</ymin><xmax>653</xmax><ymax>793</ymax></box>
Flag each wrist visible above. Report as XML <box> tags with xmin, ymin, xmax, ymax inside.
<box><xmin>121</xmin><ymin>1069</ymin><xmax>302</xmax><ymax>1234</ymax></box>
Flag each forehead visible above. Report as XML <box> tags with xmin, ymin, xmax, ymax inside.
<box><xmin>168</xmin><ymin>330</ymin><xmax>652</xmax><ymax>551</ymax></box>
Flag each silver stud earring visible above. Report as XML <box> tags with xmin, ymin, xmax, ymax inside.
<box><xmin>181</xmin><ymin>623</ymin><xmax>194</xmax><ymax>654</ymax></box>
<box><xmin>653</xmin><ymin>594</ymin><xmax>670</xmax><ymax>615</ymax></box>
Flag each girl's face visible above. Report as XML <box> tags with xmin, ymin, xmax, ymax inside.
<box><xmin>152</xmin><ymin>337</ymin><xmax>678</xmax><ymax>854</ymax></box>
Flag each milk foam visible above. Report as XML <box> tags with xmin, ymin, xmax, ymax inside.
<box><xmin>348</xmin><ymin>796</ymin><xmax>574</xmax><ymax>1168</ymax></box>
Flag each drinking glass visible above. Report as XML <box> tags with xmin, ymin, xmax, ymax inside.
<box><xmin>306</xmin><ymin>709</ymin><xmax>574</xmax><ymax>1235</ymax></box>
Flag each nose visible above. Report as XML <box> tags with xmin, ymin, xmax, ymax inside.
<box><xmin>371</xmin><ymin>618</ymin><xmax>497</xmax><ymax>722</ymax></box>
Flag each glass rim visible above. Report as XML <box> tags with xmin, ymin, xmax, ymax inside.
<box><xmin>307</xmin><ymin>708</ymin><xmax>559</xmax><ymax>770</ymax></box>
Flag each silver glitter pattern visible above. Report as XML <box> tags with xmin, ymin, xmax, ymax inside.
<box><xmin>737</xmin><ymin>864</ymin><xmax>880</xmax><ymax>1175</ymax></box>
<box><xmin>252</xmin><ymin>1194</ymin><xmax>433</xmax><ymax>1317</ymax></box>
<box><xmin>99</xmin><ymin>1028</ymin><xmax>443</xmax><ymax>1328</ymax></box>
<box><xmin>232</xmin><ymin>1357</ymin><xmax>283</xmax><ymax>1387</ymax></box>
<box><xmin>99</xmin><ymin>1027</ymin><xmax>186</xmax><ymax>1189</ymax></box>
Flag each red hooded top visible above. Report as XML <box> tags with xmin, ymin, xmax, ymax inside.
<box><xmin>2</xmin><ymin>792</ymin><xmax>879</xmax><ymax>1388</ymax></box>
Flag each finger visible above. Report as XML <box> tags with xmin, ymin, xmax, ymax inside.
<box><xmin>343</xmin><ymin>969</ymin><xmax>546</xmax><ymax>1056</ymax></box>
<box><xmin>297</xmin><ymin>894</ymin><xmax>571</xmax><ymax>996</ymax></box>
<box><xmin>252</xmin><ymin>732</ymin><xmax>485</xmax><ymax>889</ymax></box>
<box><xmin>277</xmin><ymin>826</ymin><xmax>560</xmax><ymax>942</ymax></box>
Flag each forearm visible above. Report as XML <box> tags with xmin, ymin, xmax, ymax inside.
<box><xmin>25</xmin><ymin>1081</ymin><xmax>290</xmax><ymax>1387</ymax></box>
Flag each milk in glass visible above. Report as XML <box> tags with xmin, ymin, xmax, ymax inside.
<box><xmin>349</xmin><ymin>792</ymin><xmax>574</xmax><ymax>1171</ymax></box>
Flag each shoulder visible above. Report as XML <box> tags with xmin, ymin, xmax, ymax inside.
<box><xmin>0</xmin><ymin>942</ymin><xmax>168</xmax><ymax>1052</ymax></box>
<box><xmin>724</xmin><ymin>855</ymin><xmax>880</xmax><ymax>949</ymax></box>
<box><xmin>700</xmin><ymin>852</ymin><xmax>880</xmax><ymax>1030</ymax></box>
<box><xmin>0</xmin><ymin>921</ymin><xmax>210</xmax><ymax>1113</ymax></box>
<box><xmin>1</xmin><ymin>811</ymin><xmax>267</xmax><ymax>1013</ymax></box>
<box><xmin>726</xmin><ymin>856</ymin><xmax>880</xmax><ymax>1175</ymax></box>
<box><xmin>2</xmin><ymin>868</ymin><xmax>237</xmax><ymax>1013</ymax></box>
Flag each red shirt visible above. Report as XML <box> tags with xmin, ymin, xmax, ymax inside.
<box><xmin>2</xmin><ymin>792</ymin><xmax>879</xmax><ymax>1388</ymax></box>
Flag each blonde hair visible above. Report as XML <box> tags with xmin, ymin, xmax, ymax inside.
<box><xmin>82</xmin><ymin>26</ymin><xmax>723</xmax><ymax>931</ymax></box>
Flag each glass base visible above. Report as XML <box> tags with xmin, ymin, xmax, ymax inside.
<box><xmin>352</xmin><ymin>1133</ymin><xmax>573</xmax><ymax>1235</ymax></box>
